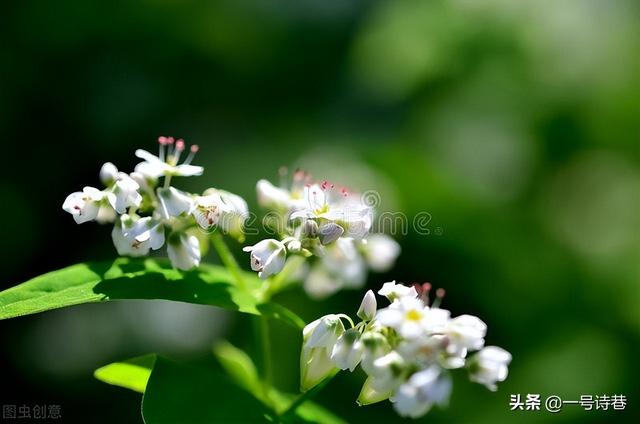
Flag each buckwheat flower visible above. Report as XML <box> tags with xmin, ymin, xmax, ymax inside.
<box><xmin>193</xmin><ymin>192</ymin><xmax>225</xmax><ymax>231</ymax></box>
<box><xmin>63</xmin><ymin>187</ymin><xmax>113</xmax><ymax>224</ymax></box>
<box><xmin>393</xmin><ymin>367</ymin><xmax>452</xmax><ymax>418</ymax></box>
<box><xmin>300</xmin><ymin>315</ymin><xmax>345</xmax><ymax>391</ymax></box>
<box><xmin>110</xmin><ymin>172</ymin><xmax>142</xmax><ymax>214</ymax></box>
<box><xmin>330</xmin><ymin>328</ymin><xmax>363</xmax><ymax>371</ymax></box>
<box><xmin>468</xmin><ymin>346</ymin><xmax>511</xmax><ymax>391</ymax></box>
<box><xmin>99</xmin><ymin>162</ymin><xmax>119</xmax><ymax>186</ymax></box>
<box><xmin>305</xmin><ymin>314</ymin><xmax>345</xmax><ymax>349</ymax></box>
<box><xmin>157</xmin><ymin>187</ymin><xmax>195</xmax><ymax>219</ymax></box>
<box><xmin>446</xmin><ymin>314</ymin><xmax>487</xmax><ymax>352</ymax></box>
<box><xmin>290</xmin><ymin>183</ymin><xmax>372</xmax><ymax>239</ymax></box>
<box><xmin>215</xmin><ymin>190</ymin><xmax>249</xmax><ymax>241</ymax></box>
<box><xmin>378</xmin><ymin>281</ymin><xmax>418</xmax><ymax>302</ymax></box>
<box><xmin>359</xmin><ymin>330</ymin><xmax>391</xmax><ymax>376</ymax></box>
<box><xmin>357</xmin><ymin>290</ymin><xmax>377</xmax><ymax>322</ymax></box>
<box><xmin>243</xmin><ymin>239</ymin><xmax>287</xmax><ymax>279</ymax></box>
<box><xmin>135</xmin><ymin>137</ymin><xmax>203</xmax><ymax>179</ymax></box>
<box><xmin>376</xmin><ymin>297</ymin><xmax>430</xmax><ymax>339</ymax></box>
<box><xmin>111</xmin><ymin>214</ymin><xmax>165</xmax><ymax>257</ymax></box>
<box><xmin>361</xmin><ymin>234</ymin><xmax>401</xmax><ymax>272</ymax></box>
<box><xmin>167</xmin><ymin>232</ymin><xmax>201</xmax><ymax>270</ymax></box>
<box><xmin>365</xmin><ymin>351</ymin><xmax>406</xmax><ymax>394</ymax></box>
<box><xmin>256</xmin><ymin>179</ymin><xmax>300</xmax><ymax>211</ymax></box>
<box><xmin>304</xmin><ymin>238</ymin><xmax>366</xmax><ymax>298</ymax></box>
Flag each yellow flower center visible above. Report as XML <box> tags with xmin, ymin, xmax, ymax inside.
<box><xmin>406</xmin><ymin>309</ymin><xmax>422</xmax><ymax>321</ymax></box>
<box><xmin>314</xmin><ymin>203</ymin><xmax>330</xmax><ymax>215</ymax></box>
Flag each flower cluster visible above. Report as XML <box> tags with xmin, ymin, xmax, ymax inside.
<box><xmin>300</xmin><ymin>281</ymin><xmax>512</xmax><ymax>418</ymax></box>
<box><xmin>62</xmin><ymin>137</ymin><xmax>248</xmax><ymax>270</ymax></box>
<box><xmin>245</xmin><ymin>171</ymin><xmax>400</xmax><ymax>298</ymax></box>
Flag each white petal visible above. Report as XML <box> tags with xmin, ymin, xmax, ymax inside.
<box><xmin>99</xmin><ymin>162</ymin><xmax>119</xmax><ymax>186</ymax></box>
<box><xmin>175</xmin><ymin>164</ymin><xmax>204</xmax><ymax>176</ymax></box>
<box><xmin>158</xmin><ymin>187</ymin><xmax>195</xmax><ymax>218</ymax></box>
<box><xmin>167</xmin><ymin>234</ymin><xmax>201</xmax><ymax>270</ymax></box>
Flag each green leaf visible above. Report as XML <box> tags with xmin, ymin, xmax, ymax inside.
<box><xmin>94</xmin><ymin>354</ymin><xmax>156</xmax><ymax>394</ymax></box>
<box><xmin>97</xmin><ymin>349</ymin><xmax>346</xmax><ymax>424</ymax></box>
<box><xmin>257</xmin><ymin>303</ymin><xmax>306</xmax><ymax>330</ymax></box>
<box><xmin>213</xmin><ymin>341</ymin><xmax>345</xmax><ymax>424</ymax></box>
<box><xmin>212</xmin><ymin>340</ymin><xmax>260</xmax><ymax>394</ymax></box>
<box><xmin>0</xmin><ymin>257</ymin><xmax>270</xmax><ymax>320</ymax></box>
<box><xmin>142</xmin><ymin>356</ymin><xmax>272</xmax><ymax>424</ymax></box>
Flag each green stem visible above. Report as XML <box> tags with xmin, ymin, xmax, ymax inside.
<box><xmin>280</xmin><ymin>372</ymin><xmax>337</xmax><ymax>420</ymax></box>
<box><xmin>261</xmin><ymin>255</ymin><xmax>305</xmax><ymax>301</ymax></box>
<box><xmin>210</xmin><ymin>232</ymin><xmax>246</xmax><ymax>290</ymax></box>
<box><xmin>260</xmin><ymin>316</ymin><xmax>273</xmax><ymax>398</ymax></box>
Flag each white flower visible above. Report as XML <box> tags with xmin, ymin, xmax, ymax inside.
<box><xmin>378</xmin><ymin>281</ymin><xmax>418</xmax><ymax>302</ymax></box>
<box><xmin>290</xmin><ymin>184</ymin><xmax>372</xmax><ymax>239</ymax></box>
<box><xmin>468</xmin><ymin>346</ymin><xmax>511</xmax><ymax>391</ymax></box>
<box><xmin>300</xmin><ymin>315</ymin><xmax>344</xmax><ymax>391</ymax></box>
<box><xmin>167</xmin><ymin>233</ymin><xmax>201</xmax><ymax>270</ymax></box>
<box><xmin>365</xmin><ymin>351</ymin><xmax>406</xmax><ymax>394</ymax></box>
<box><xmin>393</xmin><ymin>367</ymin><xmax>452</xmax><ymax>418</ymax></box>
<box><xmin>376</xmin><ymin>297</ymin><xmax>430</xmax><ymax>339</ymax></box>
<box><xmin>62</xmin><ymin>187</ymin><xmax>112</xmax><ymax>224</ymax></box>
<box><xmin>304</xmin><ymin>315</ymin><xmax>345</xmax><ymax>349</ymax></box>
<box><xmin>111</xmin><ymin>214</ymin><xmax>165</xmax><ymax>257</ymax></box>
<box><xmin>361</xmin><ymin>234</ymin><xmax>401</xmax><ymax>272</ymax></box>
<box><xmin>256</xmin><ymin>179</ymin><xmax>302</xmax><ymax>211</ymax></box>
<box><xmin>357</xmin><ymin>290</ymin><xmax>377</xmax><ymax>322</ymax></box>
<box><xmin>193</xmin><ymin>192</ymin><xmax>225</xmax><ymax>230</ymax></box>
<box><xmin>110</xmin><ymin>172</ymin><xmax>142</xmax><ymax>214</ymax></box>
<box><xmin>99</xmin><ymin>162</ymin><xmax>119</xmax><ymax>186</ymax></box>
<box><xmin>243</xmin><ymin>239</ymin><xmax>287</xmax><ymax>280</ymax></box>
<box><xmin>330</xmin><ymin>328</ymin><xmax>363</xmax><ymax>371</ymax></box>
<box><xmin>135</xmin><ymin>137</ymin><xmax>203</xmax><ymax>179</ymax></box>
<box><xmin>304</xmin><ymin>238</ymin><xmax>367</xmax><ymax>299</ymax></box>
<box><xmin>216</xmin><ymin>190</ymin><xmax>249</xmax><ymax>239</ymax></box>
<box><xmin>157</xmin><ymin>187</ymin><xmax>195</xmax><ymax>219</ymax></box>
<box><xmin>446</xmin><ymin>314</ymin><xmax>487</xmax><ymax>352</ymax></box>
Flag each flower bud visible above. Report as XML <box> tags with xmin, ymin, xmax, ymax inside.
<box><xmin>300</xmin><ymin>345</ymin><xmax>336</xmax><ymax>392</ymax></box>
<box><xmin>318</xmin><ymin>223</ymin><xmax>344</xmax><ymax>245</ymax></box>
<box><xmin>357</xmin><ymin>376</ymin><xmax>392</xmax><ymax>406</ymax></box>
<box><xmin>357</xmin><ymin>290</ymin><xmax>377</xmax><ymax>321</ymax></box>
<box><xmin>303</xmin><ymin>219</ymin><xmax>319</xmax><ymax>237</ymax></box>
<box><xmin>304</xmin><ymin>315</ymin><xmax>345</xmax><ymax>349</ymax></box>
<box><xmin>330</xmin><ymin>328</ymin><xmax>363</xmax><ymax>371</ymax></box>
<box><xmin>286</xmin><ymin>238</ymin><xmax>302</xmax><ymax>253</ymax></box>
<box><xmin>300</xmin><ymin>315</ymin><xmax>344</xmax><ymax>392</ymax></box>
<box><xmin>100</xmin><ymin>162</ymin><xmax>119</xmax><ymax>186</ymax></box>
<box><xmin>242</xmin><ymin>239</ymin><xmax>287</xmax><ymax>280</ymax></box>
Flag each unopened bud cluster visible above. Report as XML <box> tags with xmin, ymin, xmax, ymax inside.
<box><xmin>300</xmin><ymin>281</ymin><xmax>512</xmax><ymax>418</ymax></box>
<box><xmin>62</xmin><ymin>137</ymin><xmax>248</xmax><ymax>270</ymax></box>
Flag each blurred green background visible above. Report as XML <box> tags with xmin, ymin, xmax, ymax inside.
<box><xmin>1</xmin><ymin>0</ymin><xmax>639</xmax><ymax>422</ymax></box>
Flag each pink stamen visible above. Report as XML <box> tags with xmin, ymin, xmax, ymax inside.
<box><xmin>158</xmin><ymin>136</ymin><xmax>168</xmax><ymax>145</ymax></box>
<box><xmin>175</xmin><ymin>139</ymin><xmax>185</xmax><ymax>151</ymax></box>
<box><xmin>184</xmin><ymin>144</ymin><xmax>199</xmax><ymax>165</ymax></box>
